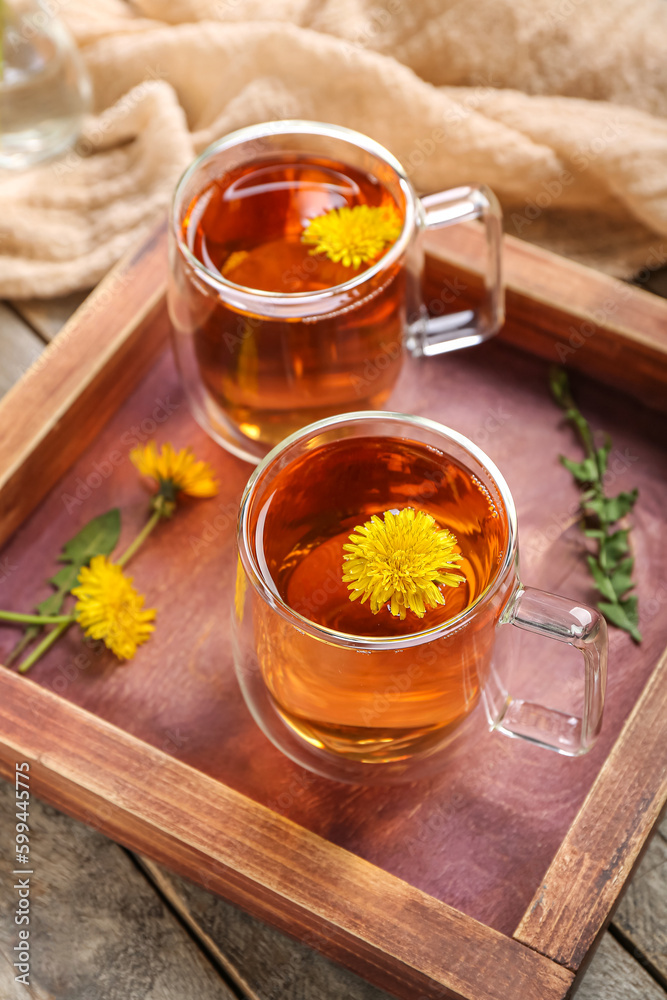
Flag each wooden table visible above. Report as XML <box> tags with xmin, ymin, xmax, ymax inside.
<box><xmin>0</xmin><ymin>290</ymin><xmax>666</xmax><ymax>1000</ymax></box>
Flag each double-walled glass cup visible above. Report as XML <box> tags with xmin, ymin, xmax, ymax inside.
<box><xmin>233</xmin><ymin>412</ymin><xmax>607</xmax><ymax>784</ymax></box>
<box><xmin>169</xmin><ymin>121</ymin><xmax>503</xmax><ymax>464</ymax></box>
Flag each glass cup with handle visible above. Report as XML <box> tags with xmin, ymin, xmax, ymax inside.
<box><xmin>232</xmin><ymin>411</ymin><xmax>608</xmax><ymax>784</ymax></box>
<box><xmin>169</xmin><ymin>121</ymin><xmax>503</xmax><ymax>464</ymax></box>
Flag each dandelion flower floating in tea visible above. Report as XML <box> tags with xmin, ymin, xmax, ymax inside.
<box><xmin>301</xmin><ymin>204</ymin><xmax>402</xmax><ymax>269</ymax></box>
<box><xmin>130</xmin><ymin>440</ymin><xmax>219</xmax><ymax>512</ymax></box>
<box><xmin>343</xmin><ymin>508</ymin><xmax>465</xmax><ymax>620</ymax></box>
<box><xmin>72</xmin><ymin>555</ymin><xmax>156</xmax><ymax>660</ymax></box>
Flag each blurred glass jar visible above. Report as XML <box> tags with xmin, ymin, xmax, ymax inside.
<box><xmin>0</xmin><ymin>0</ymin><xmax>91</xmax><ymax>170</ymax></box>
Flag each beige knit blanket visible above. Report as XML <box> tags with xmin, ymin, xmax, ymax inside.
<box><xmin>2</xmin><ymin>0</ymin><xmax>667</xmax><ymax>298</ymax></box>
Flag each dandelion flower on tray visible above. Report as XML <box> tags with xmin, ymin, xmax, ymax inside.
<box><xmin>343</xmin><ymin>507</ymin><xmax>465</xmax><ymax>620</ymax></box>
<box><xmin>72</xmin><ymin>555</ymin><xmax>156</xmax><ymax>660</ymax></box>
<box><xmin>130</xmin><ymin>441</ymin><xmax>219</xmax><ymax>503</ymax></box>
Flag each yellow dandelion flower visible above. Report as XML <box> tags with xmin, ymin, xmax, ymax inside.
<box><xmin>301</xmin><ymin>204</ymin><xmax>402</xmax><ymax>269</ymax></box>
<box><xmin>130</xmin><ymin>441</ymin><xmax>219</xmax><ymax>501</ymax></box>
<box><xmin>72</xmin><ymin>555</ymin><xmax>156</xmax><ymax>660</ymax></box>
<box><xmin>342</xmin><ymin>508</ymin><xmax>465</xmax><ymax>620</ymax></box>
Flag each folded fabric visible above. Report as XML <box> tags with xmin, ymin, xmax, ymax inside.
<box><xmin>1</xmin><ymin>0</ymin><xmax>666</xmax><ymax>297</ymax></box>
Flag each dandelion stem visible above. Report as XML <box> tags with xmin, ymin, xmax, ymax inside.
<box><xmin>0</xmin><ymin>610</ymin><xmax>73</xmax><ymax>625</ymax></box>
<box><xmin>116</xmin><ymin>508</ymin><xmax>162</xmax><ymax>569</ymax></box>
<box><xmin>4</xmin><ymin>630</ymin><xmax>34</xmax><ymax>667</ymax></box>
<box><xmin>17</xmin><ymin>619</ymin><xmax>74</xmax><ymax>674</ymax></box>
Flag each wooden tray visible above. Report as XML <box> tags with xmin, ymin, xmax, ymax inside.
<box><xmin>1</xmin><ymin>219</ymin><xmax>666</xmax><ymax>1000</ymax></box>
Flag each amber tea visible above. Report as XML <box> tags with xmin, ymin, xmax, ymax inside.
<box><xmin>247</xmin><ymin>435</ymin><xmax>510</xmax><ymax>761</ymax></box>
<box><xmin>173</xmin><ymin>153</ymin><xmax>407</xmax><ymax>451</ymax></box>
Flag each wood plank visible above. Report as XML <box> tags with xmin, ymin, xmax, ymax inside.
<box><xmin>574</xmin><ymin>932</ymin><xmax>667</xmax><ymax>1000</ymax></box>
<box><xmin>140</xmin><ymin>860</ymin><xmax>667</xmax><ymax>1000</ymax></box>
<box><xmin>11</xmin><ymin>290</ymin><xmax>90</xmax><ymax>342</ymax></box>
<box><xmin>613</xmin><ymin>825</ymin><xmax>667</xmax><ymax>987</ymax></box>
<box><xmin>424</xmin><ymin>226</ymin><xmax>667</xmax><ymax>413</ymax></box>
<box><xmin>0</xmin><ymin>778</ymin><xmax>235</xmax><ymax>1000</ymax></box>
<box><xmin>514</xmin><ymin>648</ymin><xmax>667</xmax><ymax>969</ymax></box>
<box><xmin>138</xmin><ymin>857</ymin><xmax>393</xmax><ymax>1000</ymax></box>
<box><xmin>0</xmin><ymin>671</ymin><xmax>574</xmax><ymax>1000</ymax></box>
<box><xmin>0</xmin><ymin>304</ymin><xmax>44</xmax><ymax>399</ymax></box>
<box><xmin>0</xmin><ymin>220</ymin><xmax>170</xmax><ymax>548</ymax></box>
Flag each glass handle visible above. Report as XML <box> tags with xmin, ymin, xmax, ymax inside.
<box><xmin>408</xmin><ymin>185</ymin><xmax>504</xmax><ymax>356</ymax></box>
<box><xmin>484</xmin><ymin>586</ymin><xmax>608</xmax><ymax>755</ymax></box>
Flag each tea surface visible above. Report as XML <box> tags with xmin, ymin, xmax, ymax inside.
<box><xmin>183</xmin><ymin>153</ymin><xmax>402</xmax><ymax>292</ymax></box>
